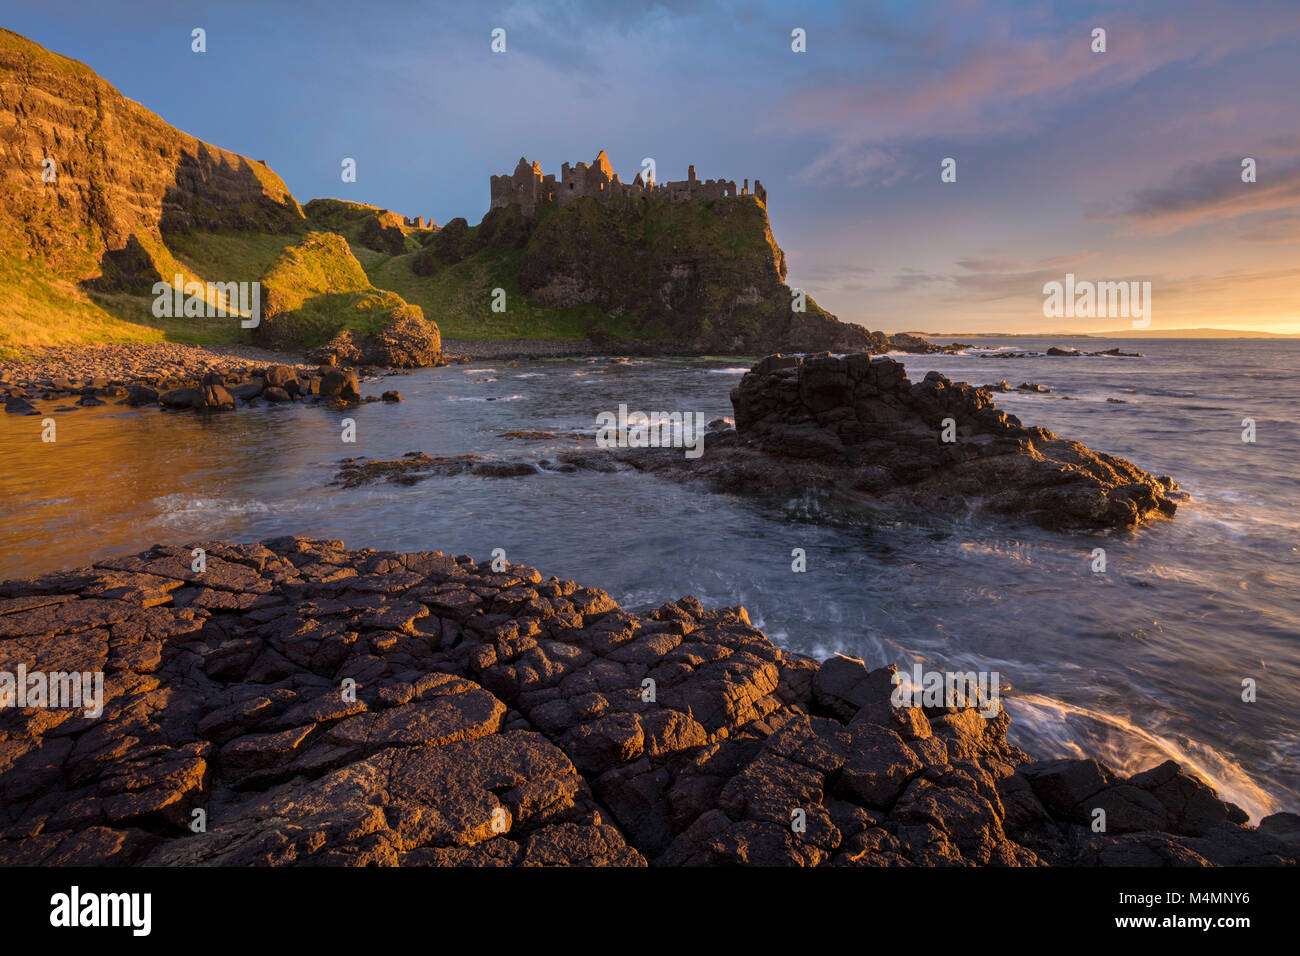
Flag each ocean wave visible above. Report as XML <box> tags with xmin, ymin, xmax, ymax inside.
<box><xmin>151</xmin><ymin>493</ymin><xmax>278</xmax><ymax>521</ymax></box>
<box><xmin>1006</xmin><ymin>692</ymin><xmax>1281</xmax><ymax>822</ymax></box>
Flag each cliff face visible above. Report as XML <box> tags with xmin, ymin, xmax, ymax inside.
<box><xmin>512</xmin><ymin>192</ymin><xmax>868</xmax><ymax>353</ymax></box>
<box><xmin>511</xmin><ymin>196</ymin><xmax>873</xmax><ymax>352</ymax></box>
<box><xmin>0</xmin><ymin>29</ymin><xmax>303</xmax><ymax>289</ymax></box>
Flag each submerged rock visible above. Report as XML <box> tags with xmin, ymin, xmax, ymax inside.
<box><xmin>0</xmin><ymin>538</ymin><xmax>1285</xmax><ymax>867</ymax></box>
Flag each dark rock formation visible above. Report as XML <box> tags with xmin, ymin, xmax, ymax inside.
<box><xmin>308</xmin><ymin>312</ymin><xmax>442</xmax><ymax>369</ymax></box>
<box><xmin>602</xmin><ymin>353</ymin><xmax>1181</xmax><ymax>530</ymax></box>
<box><xmin>0</xmin><ymin>539</ymin><xmax>1289</xmax><ymax>867</ymax></box>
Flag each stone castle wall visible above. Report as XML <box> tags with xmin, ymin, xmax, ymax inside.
<box><xmin>489</xmin><ymin>151</ymin><xmax>767</xmax><ymax>216</ymax></box>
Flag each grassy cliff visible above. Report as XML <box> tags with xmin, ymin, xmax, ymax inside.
<box><xmin>356</xmin><ymin>198</ymin><xmax>871</xmax><ymax>352</ymax></box>
<box><xmin>0</xmin><ymin>28</ymin><xmax>304</xmax><ymax>356</ymax></box>
<box><xmin>253</xmin><ymin>232</ymin><xmax>426</xmax><ymax>350</ymax></box>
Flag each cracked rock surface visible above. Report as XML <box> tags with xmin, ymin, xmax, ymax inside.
<box><xmin>1</xmin><ymin>538</ymin><xmax>1294</xmax><ymax>866</ymax></box>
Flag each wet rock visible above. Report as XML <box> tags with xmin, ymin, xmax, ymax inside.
<box><xmin>264</xmin><ymin>365</ymin><xmax>298</xmax><ymax>391</ymax></box>
<box><xmin>159</xmin><ymin>387</ymin><xmax>202</xmax><ymax>409</ymax></box>
<box><xmin>200</xmin><ymin>384</ymin><xmax>235</xmax><ymax>410</ymax></box>
<box><xmin>4</xmin><ymin>396</ymin><xmax>38</xmax><ymax>415</ymax></box>
<box><xmin>1127</xmin><ymin>759</ymin><xmax>1250</xmax><ymax>835</ymax></box>
<box><xmin>320</xmin><ymin>369</ymin><xmax>361</xmax><ymax>402</ymax></box>
<box><xmin>124</xmin><ymin>384</ymin><xmax>159</xmax><ymax>406</ymax></box>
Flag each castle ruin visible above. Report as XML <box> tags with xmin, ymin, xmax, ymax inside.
<box><xmin>489</xmin><ymin>150</ymin><xmax>766</xmax><ymax>217</ymax></box>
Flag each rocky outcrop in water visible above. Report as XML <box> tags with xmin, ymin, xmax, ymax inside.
<box><xmin>611</xmin><ymin>353</ymin><xmax>1181</xmax><ymax>530</ymax></box>
<box><xmin>0</xmin><ymin>538</ymin><xmax>1292</xmax><ymax>867</ymax></box>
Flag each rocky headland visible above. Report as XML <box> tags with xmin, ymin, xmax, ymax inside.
<box><xmin>0</xmin><ymin>537</ymin><xmax>1293</xmax><ymax>867</ymax></box>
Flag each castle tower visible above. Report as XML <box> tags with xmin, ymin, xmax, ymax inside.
<box><xmin>491</xmin><ymin>154</ymin><xmax>768</xmax><ymax>214</ymax></box>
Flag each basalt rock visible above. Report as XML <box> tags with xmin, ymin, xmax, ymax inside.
<box><xmin>319</xmin><ymin>369</ymin><xmax>362</xmax><ymax>402</ymax></box>
<box><xmin>309</xmin><ymin>312</ymin><xmax>442</xmax><ymax>369</ymax></box>
<box><xmin>0</xmin><ymin>539</ymin><xmax>1287</xmax><ymax>867</ymax></box>
<box><xmin>600</xmin><ymin>353</ymin><xmax>1181</xmax><ymax>531</ymax></box>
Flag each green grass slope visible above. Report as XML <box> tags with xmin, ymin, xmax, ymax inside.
<box><xmin>253</xmin><ymin>232</ymin><xmax>425</xmax><ymax>349</ymax></box>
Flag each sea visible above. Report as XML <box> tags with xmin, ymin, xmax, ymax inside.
<box><xmin>2</xmin><ymin>336</ymin><xmax>1296</xmax><ymax>821</ymax></box>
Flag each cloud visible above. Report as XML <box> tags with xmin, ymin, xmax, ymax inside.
<box><xmin>788</xmin><ymin>260</ymin><xmax>878</xmax><ymax>293</ymax></box>
<box><xmin>1234</xmin><ymin>209</ymin><xmax>1300</xmax><ymax>242</ymax></box>
<box><xmin>776</xmin><ymin>3</ymin><xmax>1300</xmax><ymax>185</ymax></box>
<box><xmin>1091</xmin><ymin>155</ymin><xmax>1300</xmax><ymax>234</ymax></box>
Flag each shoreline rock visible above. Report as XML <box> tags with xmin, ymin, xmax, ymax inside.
<box><xmin>0</xmin><ymin>537</ymin><xmax>1291</xmax><ymax>867</ymax></box>
<box><xmin>600</xmin><ymin>353</ymin><xmax>1181</xmax><ymax>530</ymax></box>
<box><xmin>437</xmin><ymin>333</ymin><xmax>974</xmax><ymax>362</ymax></box>
<box><xmin>0</xmin><ymin>343</ymin><xmax>390</xmax><ymax>414</ymax></box>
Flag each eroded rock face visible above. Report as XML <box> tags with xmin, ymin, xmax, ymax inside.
<box><xmin>308</xmin><ymin>312</ymin><xmax>442</xmax><ymax>369</ymax></box>
<box><xmin>607</xmin><ymin>353</ymin><xmax>1182</xmax><ymax>531</ymax></box>
<box><xmin>0</xmin><ymin>539</ymin><xmax>1288</xmax><ymax>868</ymax></box>
<box><xmin>0</xmin><ymin>29</ymin><xmax>302</xmax><ymax>288</ymax></box>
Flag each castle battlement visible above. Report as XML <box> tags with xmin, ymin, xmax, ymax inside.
<box><xmin>489</xmin><ymin>151</ymin><xmax>766</xmax><ymax>216</ymax></box>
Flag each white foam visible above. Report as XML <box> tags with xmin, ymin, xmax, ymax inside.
<box><xmin>1007</xmin><ymin>692</ymin><xmax>1279</xmax><ymax>822</ymax></box>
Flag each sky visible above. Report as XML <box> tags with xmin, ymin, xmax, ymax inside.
<box><xmin>8</xmin><ymin>0</ymin><xmax>1300</xmax><ymax>333</ymax></box>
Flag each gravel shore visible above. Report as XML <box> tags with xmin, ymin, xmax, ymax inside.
<box><xmin>0</xmin><ymin>342</ymin><xmax>314</xmax><ymax>390</ymax></box>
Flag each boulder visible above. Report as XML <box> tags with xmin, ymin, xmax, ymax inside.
<box><xmin>320</xmin><ymin>369</ymin><xmax>361</xmax><ymax>401</ymax></box>
<box><xmin>159</xmin><ymin>387</ymin><xmax>202</xmax><ymax>409</ymax></box>
<box><xmin>124</xmin><ymin>385</ymin><xmax>159</xmax><ymax>406</ymax></box>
